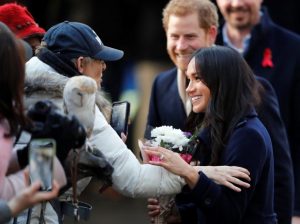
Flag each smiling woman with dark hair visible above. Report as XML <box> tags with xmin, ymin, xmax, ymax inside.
<box><xmin>145</xmin><ymin>46</ymin><xmax>276</xmax><ymax>224</ymax></box>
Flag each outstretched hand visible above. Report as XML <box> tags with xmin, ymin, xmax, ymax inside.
<box><xmin>143</xmin><ymin>146</ymin><xmax>199</xmax><ymax>188</ymax></box>
<box><xmin>143</xmin><ymin>146</ymin><xmax>194</xmax><ymax>177</ymax></box>
<box><xmin>144</xmin><ymin>146</ymin><xmax>251</xmax><ymax>192</ymax></box>
<box><xmin>195</xmin><ymin>166</ymin><xmax>251</xmax><ymax>192</ymax></box>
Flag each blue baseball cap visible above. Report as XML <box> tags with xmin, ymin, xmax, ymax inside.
<box><xmin>43</xmin><ymin>21</ymin><xmax>124</xmax><ymax>61</ymax></box>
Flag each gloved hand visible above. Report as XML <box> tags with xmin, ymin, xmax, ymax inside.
<box><xmin>26</xmin><ymin>100</ymin><xmax>86</xmax><ymax>164</ymax></box>
<box><xmin>63</xmin><ymin>144</ymin><xmax>114</xmax><ymax>193</ymax></box>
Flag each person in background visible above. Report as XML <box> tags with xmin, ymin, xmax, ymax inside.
<box><xmin>146</xmin><ymin>0</ymin><xmax>293</xmax><ymax>223</ymax></box>
<box><xmin>215</xmin><ymin>0</ymin><xmax>299</xmax><ymax>223</ymax></box>
<box><xmin>0</xmin><ymin>21</ymin><xmax>61</xmax><ymax>224</ymax></box>
<box><xmin>145</xmin><ymin>46</ymin><xmax>277</xmax><ymax>224</ymax></box>
<box><xmin>0</xmin><ymin>2</ymin><xmax>45</xmax><ymax>54</ymax></box>
<box><xmin>145</xmin><ymin>0</ymin><xmax>217</xmax><ymax>135</ymax></box>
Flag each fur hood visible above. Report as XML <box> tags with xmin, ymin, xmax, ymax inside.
<box><xmin>25</xmin><ymin>57</ymin><xmax>112</xmax><ymax>122</ymax></box>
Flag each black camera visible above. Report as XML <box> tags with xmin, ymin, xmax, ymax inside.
<box><xmin>27</xmin><ymin>100</ymin><xmax>86</xmax><ymax>163</ymax></box>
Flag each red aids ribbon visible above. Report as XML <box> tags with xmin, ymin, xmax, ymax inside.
<box><xmin>262</xmin><ymin>48</ymin><xmax>274</xmax><ymax>68</ymax></box>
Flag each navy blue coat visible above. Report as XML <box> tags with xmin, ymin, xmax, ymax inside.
<box><xmin>146</xmin><ymin>68</ymin><xmax>293</xmax><ymax>223</ymax></box>
<box><xmin>217</xmin><ymin>7</ymin><xmax>299</xmax><ymax>220</ymax></box>
<box><xmin>176</xmin><ymin>110</ymin><xmax>276</xmax><ymax>224</ymax></box>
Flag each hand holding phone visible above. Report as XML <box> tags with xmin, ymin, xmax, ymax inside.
<box><xmin>110</xmin><ymin>101</ymin><xmax>130</xmax><ymax>137</ymax></box>
<box><xmin>29</xmin><ymin>138</ymin><xmax>56</xmax><ymax>191</ymax></box>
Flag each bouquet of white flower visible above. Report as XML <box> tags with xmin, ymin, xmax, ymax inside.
<box><xmin>147</xmin><ymin>125</ymin><xmax>196</xmax><ymax>163</ymax></box>
<box><xmin>139</xmin><ymin>126</ymin><xmax>198</xmax><ymax>224</ymax></box>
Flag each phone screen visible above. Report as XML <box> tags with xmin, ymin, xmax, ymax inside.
<box><xmin>111</xmin><ymin>101</ymin><xmax>130</xmax><ymax>136</ymax></box>
<box><xmin>29</xmin><ymin>138</ymin><xmax>56</xmax><ymax>191</ymax></box>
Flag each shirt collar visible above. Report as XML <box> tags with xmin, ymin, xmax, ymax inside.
<box><xmin>177</xmin><ymin>69</ymin><xmax>192</xmax><ymax>115</ymax></box>
<box><xmin>222</xmin><ymin>24</ymin><xmax>251</xmax><ymax>55</ymax></box>
<box><xmin>222</xmin><ymin>11</ymin><xmax>263</xmax><ymax>55</ymax></box>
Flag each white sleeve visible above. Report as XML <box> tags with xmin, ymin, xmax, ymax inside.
<box><xmin>89</xmin><ymin>107</ymin><xmax>185</xmax><ymax>198</ymax></box>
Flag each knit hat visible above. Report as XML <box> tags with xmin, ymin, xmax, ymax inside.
<box><xmin>0</xmin><ymin>3</ymin><xmax>45</xmax><ymax>39</ymax></box>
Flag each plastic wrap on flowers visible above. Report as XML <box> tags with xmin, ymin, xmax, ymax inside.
<box><xmin>140</xmin><ymin>126</ymin><xmax>198</xmax><ymax>224</ymax></box>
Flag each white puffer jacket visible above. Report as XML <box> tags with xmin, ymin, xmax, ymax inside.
<box><xmin>25</xmin><ymin>56</ymin><xmax>185</xmax><ymax>198</ymax></box>
<box><xmin>91</xmin><ymin>108</ymin><xmax>185</xmax><ymax>197</ymax></box>
<box><xmin>18</xmin><ymin>56</ymin><xmax>185</xmax><ymax>224</ymax></box>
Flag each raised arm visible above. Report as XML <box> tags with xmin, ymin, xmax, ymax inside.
<box><xmin>195</xmin><ymin>166</ymin><xmax>250</xmax><ymax>192</ymax></box>
<box><xmin>89</xmin><ymin>107</ymin><xmax>185</xmax><ymax>198</ymax></box>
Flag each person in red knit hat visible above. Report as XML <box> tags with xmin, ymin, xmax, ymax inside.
<box><xmin>0</xmin><ymin>2</ymin><xmax>45</xmax><ymax>54</ymax></box>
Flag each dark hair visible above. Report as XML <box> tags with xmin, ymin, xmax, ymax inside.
<box><xmin>0</xmin><ymin>24</ymin><xmax>27</xmax><ymax>137</ymax></box>
<box><xmin>188</xmin><ymin>46</ymin><xmax>261</xmax><ymax>165</ymax></box>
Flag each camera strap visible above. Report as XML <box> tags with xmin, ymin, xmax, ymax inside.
<box><xmin>60</xmin><ymin>148</ymin><xmax>92</xmax><ymax>221</ymax></box>
<box><xmin>38</xmin><ymin>202</ymin><xmax>46</xmax><ymax>224</ymax></box>
<box><xmin>71</xmin><ymin>149</ymin><xmax>80</xmax><ymax>221</ymax></box>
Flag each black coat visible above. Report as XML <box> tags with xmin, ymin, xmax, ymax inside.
<box><xmin>177</xmin><ymin>110</ymin><xmax>276</xmax><ymax>224</ymax></box>
<box><xmin>217</xmin><ymin>7</ymin><xmax>298</xmax><ymax>222</ymax></box>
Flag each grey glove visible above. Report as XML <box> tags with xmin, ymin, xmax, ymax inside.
<box><xmin>64</xmin><ymin>144</ymin><xmax>114</xmax><ymax>193</ymax></box>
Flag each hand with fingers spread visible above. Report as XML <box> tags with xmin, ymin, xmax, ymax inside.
<box><xmin>195</xmin><ymin>166</ymin><xmax>251</xmax><ymax>192</ymax></box>
<box><xmin>144</xmin><ymin>146</ymin><xmax>251</xmax><ymax>191</ymax></box>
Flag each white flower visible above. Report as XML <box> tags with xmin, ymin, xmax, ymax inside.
<box><xmin>150</xmin><ymin>126</ymin><xmax>189</xmax><ymax>151</ymax></box>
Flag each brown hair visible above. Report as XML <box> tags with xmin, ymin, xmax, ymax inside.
<box><xmin>162</xmin><ymin>0</ymin><xmax>219</xmax><ymax>32</ymax></box>
<box><xmin>0</xmin><ymin>23</ymin><xmax>28</xmax><ymax>137</ymax></box>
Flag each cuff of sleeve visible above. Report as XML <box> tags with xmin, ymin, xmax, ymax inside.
<box><xmin>0</xmin><ymin>200</ymin><xmax>12</xmax><ymax>223</ymax></box>
<box><xmin>189</xmin><ymin>171</ymin><xmax>221</xmax><ymax>208</ymax></box>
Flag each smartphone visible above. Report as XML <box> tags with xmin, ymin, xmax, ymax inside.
<box><xmin>29</xmin><ymin>138</ymin><xmax>56</xmax><ymax>191</ymax></box>
<box><xmin>110</xmin><ymin>101</ymin><xmax>130</xmax><ymax>136</ymax></box>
